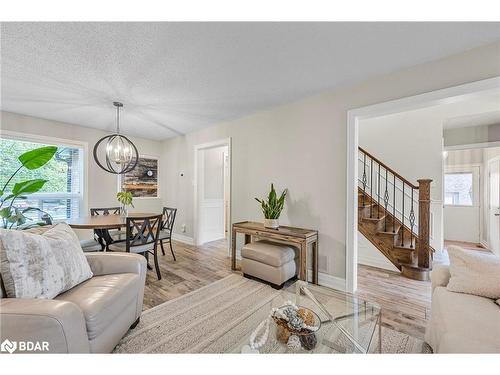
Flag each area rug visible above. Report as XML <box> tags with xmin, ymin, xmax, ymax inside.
<box><xmin>114</xmin><ymin>274</ymin><xmax>431</xmax><ymax>354</ymax></box>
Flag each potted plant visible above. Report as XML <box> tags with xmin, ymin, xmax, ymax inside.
<box><xmin>255</xmin><ymin>183</ymin><xmax>287</xmax><ymax>229</ymax></box>
<box><xmin>116</xmin><ymin>191</ymin><xmax>134</xmax><ymax>216</ymax></box>
<box><xmin>0</xmin><ymin>146</ymin><xmax>57</xmax><ymax>229</ymax></box>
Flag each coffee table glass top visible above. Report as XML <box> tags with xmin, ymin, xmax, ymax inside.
<box><xmin>229</xmin><ymin>281</ymin><xmax>381</xmax><ymax>354</ymax></box>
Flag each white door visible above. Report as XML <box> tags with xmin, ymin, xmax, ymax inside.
<box><xmin>197</xmin><ymin>146</ymin><xmax>226</xmax><ymax>245</ymax></box>
<box><xmin>488</xmin><ymin>159</ymin><xmax>500</xmax><ymax>255</ymax></box>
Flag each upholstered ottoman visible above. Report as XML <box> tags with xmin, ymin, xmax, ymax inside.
<box><xmin>241</xmin><ymin>240</ymin><xmax>298</xmax><ymax>288</ymax></box>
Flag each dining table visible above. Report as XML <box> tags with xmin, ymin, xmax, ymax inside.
<box><xmin>67</xmin><ymin>212</ymin><xmax>161</xmax><ymax>251</ymax></box>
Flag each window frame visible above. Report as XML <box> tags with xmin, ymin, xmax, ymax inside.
<box><xmin>0</xmin><ymin>130</ymin><xmax>88</xmax><ymax>221</ymax></box>
<box><xmin>443</xmin><ymin>166</ymin><xmax>479</xmax><ymax>208</ymax></box>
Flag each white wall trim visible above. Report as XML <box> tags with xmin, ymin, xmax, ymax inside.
<box><xmin>358</xmin><ymin>254</ymin><xmax>398</xmax><ymax>272</ymax></box>
<box><xmin>444</xmin><ymin>141</ymin><xmax>500</xmax><ymax>151</ymax></box>
<box><xmin>172</xmin><ymin>233</ymin><xmax>195</xmax><ymax>246</ymax></box>
<box><xmin>308</xmin><ymin>271</ymin><xmax>346</xmax><ymax>292</ymax></box>
<box><xmin>346</xmin><ymin>76</ymin><xmax>500</xmax><ymax>293</ymax></box>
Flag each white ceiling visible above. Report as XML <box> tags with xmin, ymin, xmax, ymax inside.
<box><xmin>1</xmin><ymin>22</ymin><xmax>500</xmax><ymax>140</ymax></box>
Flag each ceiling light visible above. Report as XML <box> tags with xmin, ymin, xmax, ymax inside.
<box><xmin>93</xmin><ymin>102</ymin><xmax>138</xmax><ymax>174</ymax></box>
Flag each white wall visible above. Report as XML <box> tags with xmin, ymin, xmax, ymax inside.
<box><xmin>444</xmin><ymin>123</ymin><xmax>500</xmax><ymax>147</ymax></box>
<box><xmin>161</xmin><ymin>42</ymin><xmax>500</xmax><ymax>281</ymax></box>
<box><xmin>0</xmin><ymin>111</ymin><xmax>163</xmax><ymax>239</ymax></box>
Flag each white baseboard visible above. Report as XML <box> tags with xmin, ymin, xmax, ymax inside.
<box><xmin>358</xmin><ymin>255</ymin><xmax>399</xmax><ymax>272</ymax></box>
<box><xmin>172</xmin><ymin>233</ymin><xmax>195</xmax><ymax>246</ymax></box>
<box><xmin>307</xmin><ymin>270</ymin><xmax>345</xmax><ymax>292</ymax></box>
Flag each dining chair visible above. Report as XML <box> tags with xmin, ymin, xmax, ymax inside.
<box><xmin>90</xmin><ymin>207</ymin><xmax>123</xmax><ymax>251</ymax></box>
<box><xmin>158</xmin><ymin>207</ymin><xmax>177</xmax><ymax>261</ymax></box>
<box><xmin>108</xmin><ymin>214</ymin><xmax>163</xmax><ymax>280</ymax></box>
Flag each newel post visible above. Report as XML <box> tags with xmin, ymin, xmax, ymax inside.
<box><xmin>417</xmin><ymin>179</ymin><xmax>432</xmax><ymax>268</ymax></box>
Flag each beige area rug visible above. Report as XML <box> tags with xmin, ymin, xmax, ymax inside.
<box><xmin>114</xmin><ymin>274</ymin><xmax>431</xmax><ymax>354</ymax></box>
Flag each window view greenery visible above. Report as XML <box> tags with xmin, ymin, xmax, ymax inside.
<box><xmin>0</xmin><ymin>137</ymin><xmax>83</xmax><ymax>221</ymax></box>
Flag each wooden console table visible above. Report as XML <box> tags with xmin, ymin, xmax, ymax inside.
<box><xmin>231</xmin><ymin>221</ymin><xmax>319</xmax><ymax>284</ymax></box>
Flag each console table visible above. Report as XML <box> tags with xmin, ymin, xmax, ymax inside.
<box><xmin>231</xmin><ymin>221</ymin><xmax>319</xmax><ymax>284</ymax></box>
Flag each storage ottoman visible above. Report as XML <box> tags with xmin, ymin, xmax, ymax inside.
<box><xmin>241</xmin><ymin>240</ymin><xmax>298</xmax><ymax>288</ymax></box>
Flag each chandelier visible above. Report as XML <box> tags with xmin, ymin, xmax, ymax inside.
<box><xmin>93</xmin><ymin>102</ymin><xmax>138</xmax><ymax>174</ymax></box>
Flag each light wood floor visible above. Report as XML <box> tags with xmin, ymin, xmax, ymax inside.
<box><xmin>143</xmin><ymin>239</ymin><xmax>232</xmax><ymax>310</ymax></box>
<box><xmin>143</xmin><ymin>239</ymin><xmax>432</xmax><ymax>340</ymax></box>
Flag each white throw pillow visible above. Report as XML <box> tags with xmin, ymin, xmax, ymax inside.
<box><xmin>447</xmin><ymin>245</ymin><xmax>500</xmax><ymax>299</ymax></box>
<box><xmin>0</xmin><ymin>223</ymin><xmax>93</xmax><ymax>299</ymax></box>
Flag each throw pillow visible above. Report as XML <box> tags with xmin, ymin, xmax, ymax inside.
<box><xmin>0</xmin><ymin>223</ymin><xmax>93</xmax><ymax>299</ymax></box>
<box><xmin>446</xmin><ymin>245</ymin><xmax>500</xmax><ymax>299</ymax></box>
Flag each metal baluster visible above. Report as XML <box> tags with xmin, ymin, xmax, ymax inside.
<box><xmin>383</xmin><ymin>168</ymin><xmax>389</xmax><ymax>232</ymax></box>
<box><xmin>377</xmin><ymin>163</ymin><xmax>381</xmax><ymax>219</ymax></box>
<box><xmin>409</xmin><ymin>187</ymin><xmax>416</xmax><ymax>249</ymax></box>
<box><xmin>401</xmin><ymin>181</ymin><xmax>405</xmax><ymax>246</ymax></box>
<box><xmin>362</xmin><ymin>153</ymin><xmax>367</xmax><ymax>207</ymax></box>
<box><xmin>393</xmin><ymin>174</ymin><xmax>396</xmax><ymax>233</ymax></box>
<box><xmin>370</xmin><ymin>159</ymin><xmax>373</xmax><ymax>218</ymax></box>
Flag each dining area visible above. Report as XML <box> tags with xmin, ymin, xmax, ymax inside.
<box><xmin>68</xmin><ymin>207</ymin><xmax>178</xmax><ymax>280</ymax></box>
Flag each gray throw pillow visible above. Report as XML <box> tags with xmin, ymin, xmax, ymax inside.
<box><xmin>0</xmin><ymin>223</ymin><xmax>93</xmax><ymax>299</ymax></box>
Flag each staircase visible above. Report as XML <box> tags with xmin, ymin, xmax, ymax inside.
<box><xmin>358</xmin><ymin>147</ymin><xmax>434</xmax><ymax>281</ymax></box>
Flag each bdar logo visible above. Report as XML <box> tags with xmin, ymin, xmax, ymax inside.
<box><xmin>1</xmin><ymin>339</ymin><xmax>17</xmax><ymax>354</ymax></box>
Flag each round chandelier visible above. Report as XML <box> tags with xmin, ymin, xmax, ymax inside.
<box><xmin>93</xmin><ymin>102</ymin><xmax>139</xmax><ymax>174</ymax></box>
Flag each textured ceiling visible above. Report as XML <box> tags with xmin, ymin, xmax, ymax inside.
<box><xmin>1</xmin><ymin>22</ymin><xmax>500</xmax><ymax>140</ymax></box>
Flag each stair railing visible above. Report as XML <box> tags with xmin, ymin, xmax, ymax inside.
<box><xmin>358</xmin><ymin>147</ymin><xmax>432</xmax><ymax>269</ymax></box>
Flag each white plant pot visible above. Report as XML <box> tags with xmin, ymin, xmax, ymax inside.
<box><xmin>264</xmin><ymin>219</ymin><xmax>279</xmax><ymax>229</ymax></box>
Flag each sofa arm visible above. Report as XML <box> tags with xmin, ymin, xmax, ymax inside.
<box><xmin>85</xmin><ymin>252</ymin><xmax>146</xmax><ymax>320</ymax></box>
<box><xmin>431</xmin><ymin>264</ymin><xmax>451</xmax><ymax>293</ymax></box>
<box><xmin>0</xmin><ymin>298</ymin><xmax>89</xmax><ymax>353</ymax></box>
<box><xmin>85</xmin><ymin>252</ymin><xmax>146</xmax><ymax>277</ymax></box>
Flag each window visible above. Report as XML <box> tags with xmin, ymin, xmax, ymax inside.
<box><xmin>444</xmin><ymin>172</ymin><xmax>473</xmax><ymax>206</ymax></box>
<box><xmin>0</xmin><ymin>136</ymin><xmax>84</xmax><ymax>222</ymax></box>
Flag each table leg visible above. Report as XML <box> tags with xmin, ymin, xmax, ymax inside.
<box><xmin>312</xmin><ymin>239</ymin><xmax>318</xmax><ymax>285</ymax></box>
<box><xmin>231</xmin><ymin>228</ymin><xmax>237</xmax><ymax>270</ymax></box>
<box><xmin>299</xmin><ymin>241</ymin><xmax>307</xmax><ymax>281</ymax></box>
<box><xmin>95</xmin><ymin>229</ymin><xmax>114</xmax><ymax>251</ymax></box>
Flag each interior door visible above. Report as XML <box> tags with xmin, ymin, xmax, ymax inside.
<box><xmin>488</xmin><ymin>159</ymin><xmax>500</xmax><ymax>255</ymax></box>
<box><xmin>197</xmin><ymin>147</ymin><xmax>226</xmax><ymax>245</ymax></box>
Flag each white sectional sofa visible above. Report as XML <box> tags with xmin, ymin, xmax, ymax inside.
<box><xmin>425</xmin><ymin>264</ymin><xmax>500</xmax><ymax>353</ymax></box>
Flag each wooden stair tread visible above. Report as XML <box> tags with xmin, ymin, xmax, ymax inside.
<box><xmin>362</xmin><ymin>215</ymin><xmax>386</xmax><ymax>222</ymax></box>
<box><xmin>393</xmin><ymin>244</ymin><xmax>416</xmax><ymax>251</ymax></box>
<box><xmin>378</xmin><ymin>224</ymin><xmax>401</xmax><ymax>236</ymax></box>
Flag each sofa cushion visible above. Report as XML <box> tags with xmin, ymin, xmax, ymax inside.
<box><xmin>447</xmin><ymin>245</ymin><xmax>500</xmax><ymax>299</ymax></box>
<box><xmin>56</xmin><ymin>273</ymin><xmax>140</xmax><ymax>340</ymax></box>
<box><xmin>241</xmin><ymin>240</ymin><xmax>297</xmax><ymax>267</ymax></box>
<box><xmin>0</xmin><ymin>223</ymin><xmax>93</xmax><ymax>299</ymax></box>
<box><xmin>429</xmin><ymin>286</ymin><xmax>500</xmax><ymax>353</ymax></box>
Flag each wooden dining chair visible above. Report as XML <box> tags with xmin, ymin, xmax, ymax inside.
<box><xmin>90</xmin><ymin>207</ymin><xmax>123</xmax><ymax>250</ymax></box>
<box><xmin>158</xmin><ymin>207</ymin><xmax>177</xmax><ymax>261</ymax></box>
<box><xmin>108</xmin><ymin>214</ymin><xmax>163</xmax><ymax>280</ymax></box>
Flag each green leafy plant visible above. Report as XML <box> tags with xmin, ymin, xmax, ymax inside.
<box><xmin>0</xmin><ymin>146</ymin><xmax>58</xmax><ymax>229</ymax></box>
<box><xmin>117</xmin><ymin>191</ymin><xmax>134</xmax><ymax>208</ymax></box>
<box><xmin>255</xmin><ymin>183</ymin><xmax>287</xmax><ymax>219</ymax></box>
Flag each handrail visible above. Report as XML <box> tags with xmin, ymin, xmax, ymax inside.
<box><xmin>358</xmin><ymin>147</ymin><xmax>419</xmax><ymax>189</ymax></box>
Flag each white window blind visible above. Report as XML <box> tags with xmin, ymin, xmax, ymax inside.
<box><xmin>0</xmin><ymin>136</ymin><xmax>84</xmax><ymax>222</ymax></box>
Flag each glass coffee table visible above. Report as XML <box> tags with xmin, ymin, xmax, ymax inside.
<box><xmin>228</xmin><ymin>281</ymin><xmax>382</xmax><ymax>354</ymax></box>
